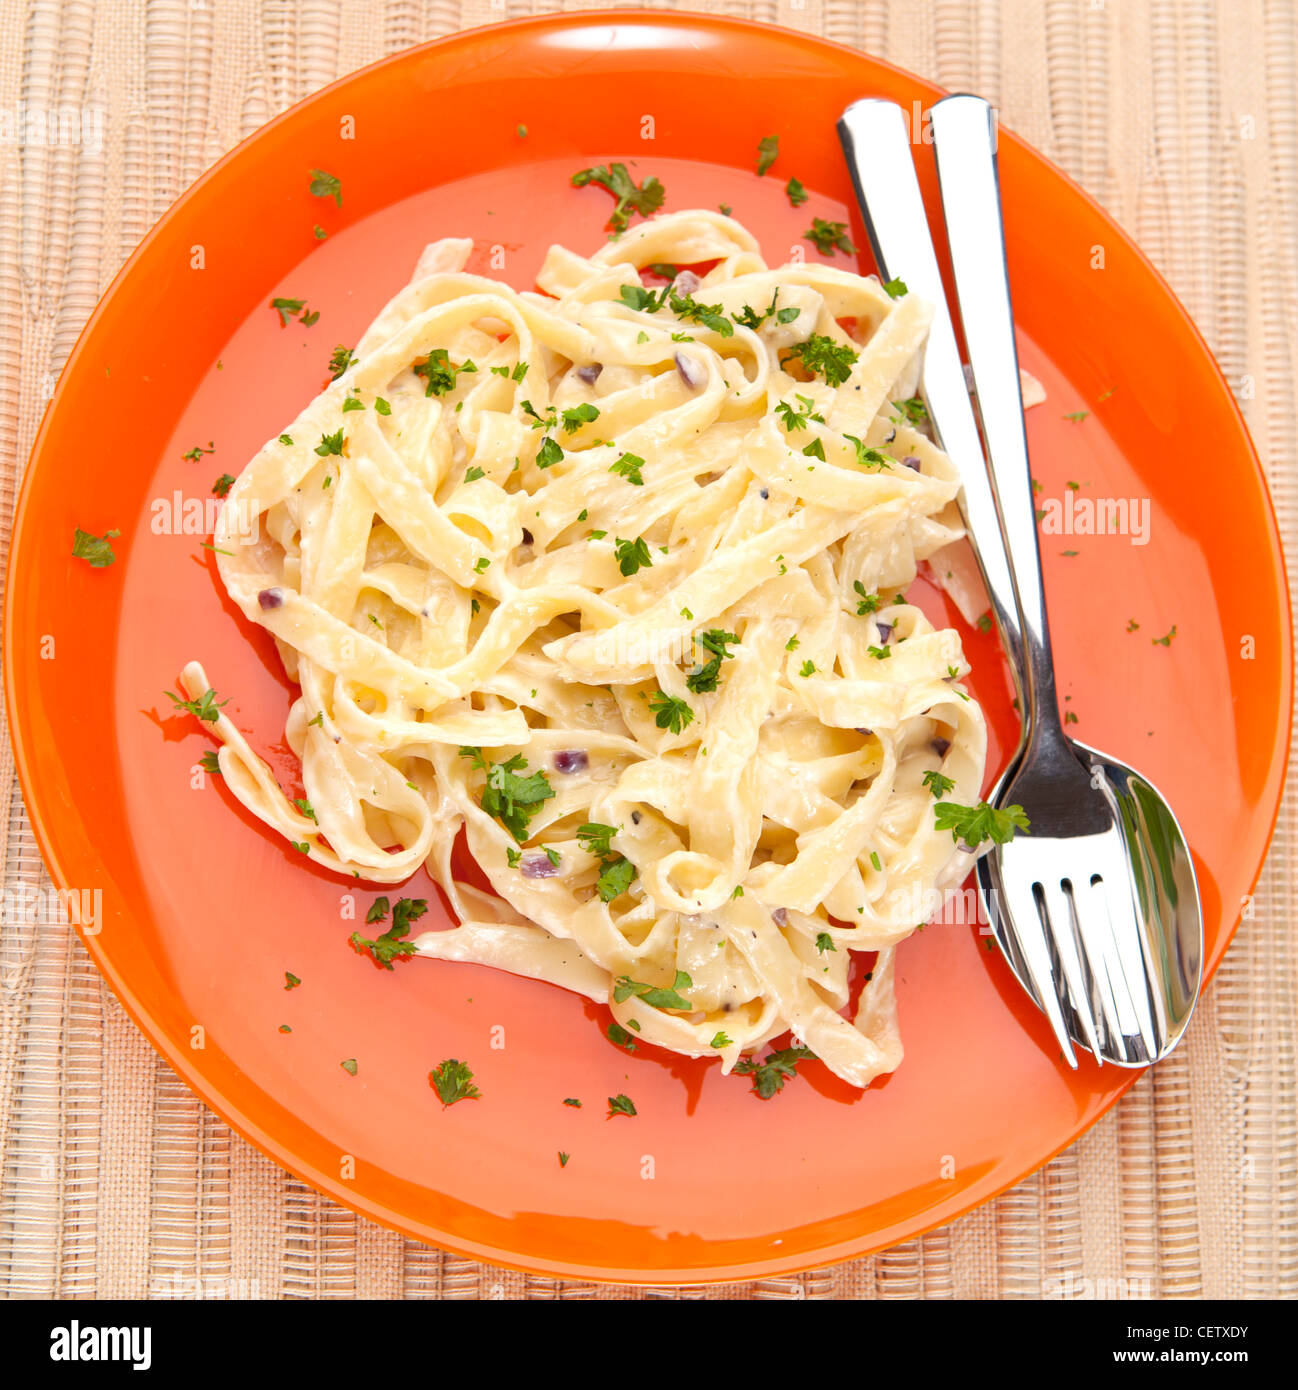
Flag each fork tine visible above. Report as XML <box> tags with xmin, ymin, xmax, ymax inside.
<box><xmin>1039</xmin><ymin>881</ymin><xmax>1105</xmax><ymax>1064</ymax></box>
<box><xmin>996</xmin><ymin>872</ymin><xmax>1077</xmax><ymax>1068</ymax></box>
<box><xmin>1070</xmin><ymin>874</ymin><xmax>1136</xmax><ymax>1057</ymax></box>
<box><xmin>1089</xmin><ymin>865</ymin><xmax>1161</xmax><ymax>1062</ymax></box>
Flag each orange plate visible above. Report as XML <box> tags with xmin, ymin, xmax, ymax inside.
<box><xmin>6</xmin><ymin>11</ymin><xmax>1291</xmax><ymax>1284</ymax></box>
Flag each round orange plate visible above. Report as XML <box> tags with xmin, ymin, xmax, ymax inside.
<box><xmin>6</xmin><ymin>12</ymin><xmax>1291</xmax><ymax>1284</ymax></box>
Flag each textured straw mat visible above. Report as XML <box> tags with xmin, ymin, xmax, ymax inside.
<box><xmin>0</xmin><ymin>0</ymin><xmax>1295</xmax><ymax>1301</ymax></box>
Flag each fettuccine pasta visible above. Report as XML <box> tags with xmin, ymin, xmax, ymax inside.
<box><xmin>180</xmin><ymin>210</ymin><xmax>987</xmax><ymax>1090</ymax></box>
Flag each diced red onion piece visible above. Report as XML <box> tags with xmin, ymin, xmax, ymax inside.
<box><xmin>903</xmin><ymin>455</ymin><xmax>921</xmax><ymax>471</ymax></box>
<box><xmin>553</xmin><ymin>748</ymin><xmax>588</xmax><ymax>774</ymax></box>
<box><xmin>771</xmin><ymin>907</ymin><xmax>789</xmax><ymax>926</ymax></box>
<box><xmin>576</xmin><ymin>363</ymin><xmax>602</xmax><ymax>384</ymax></box>
<box><xmin>673</xmin><ymin>270</ymin><xmax>701</xmax><ymax>295</ymax></box>
<box><xmin>258</xmin><ymin>587</ymin><xmax>284</xmax><ymax>610</ymax></box>
<box><xmin>675</xmin><ymin>351</ymin><xmax>704</xmax><ymax>389</ymax></box>
<box><xmin>876</xmin><ymin>622</ymin><xmax>893</xmax><ymax>644</ymax></box>
<box><xmin>854</xmin><ymin>727</ymin><xmax>872</xmax><ymax>736</ymax></box>
<box><xmin>521</xmin><ymin>853</ymin><xmax>560</xmax><ymax>878</ymax></box>
<box><xmin>931</xmin><ymin>737</ymin><xmax>951</xmax><ymax>757</ymax></box>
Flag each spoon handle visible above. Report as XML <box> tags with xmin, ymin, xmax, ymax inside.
<box><xmin>837</xmin><ymin>99</ymin><xmax>1027</xmax><ymax>709</ymax></box>
<box><xmin>928</xmin><ymin>95</ymin><xmax>1062</xmax><ymax>735</ymax></box>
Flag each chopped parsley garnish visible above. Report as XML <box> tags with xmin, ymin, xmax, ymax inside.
<box><xmin>166</xmin><ymin>687</ymin><xmax>228</xmax><ymax>722</ymax></box>
<box><xmin>459</xmin><ymin>749</ymin><xmax>556</xmax><ymax>843</ymax></box>
<box><xmin>891</xmin><ymin>396</ymin><xmax>928</xmax><ymax>424</ymax></box>
<box><xmin>536</xmin><ymin>436</ymin><xmax>564</xmax><ymax>468</ymax></box>
<box><xmin>327</xmin><ymin>345</ymin><xmax>355</xmax><ymax>379</ymax></box>
<box><xmin>685</xmin><ymin>629</ymin><xmax>740</xmax><ymax>694</ymax></box>
<box><xmin>563</xmin><ymin>1097</ymin><xmax>582</xmax><ymax>1108</ymax></box>
<box><xmin>853</xmin><ymin>581</ymin><xmax>880</xmax><ymax>614</ymax></box>
<box><xmin>271</xmin><ymin>296</ymin><xmax>317</xmax><ymax>327</ymax></box>
<box><xmin>756</xmin><ymin>133</ymin><xmax>779</xmax><ymax>175</ymax></box>
<box><xmin>804</xmin><ymin>218</ymin><xmax>855</xmax><ymax>257</ymax></box>
<box><xmin>882</xmin><ymin>277</ymin><xmax>908</xmax><ymax>298</ymax></box>
<box><xmin>870</xmin><ymin>851</ymin><xmax>883</xmax><ymax>872</ymax></box>
<box><xmin>595</xmin><ymin>855</ymin><xmax>637</xmax><ymax>902</ymax></box>
<box><xmin>774</xmin><ymin>393</ymin><xmax>825</xmax><ymax>431</ymax></box>
<box><xmin>561</xmin><ymin>402</ymin><xmax>600</xmax><ymax>433</ymax></box>
<box><xmin>607</xmin><ymin>1022</ymin><xmax>637</xmax><ymax>1052</ymax></box>
<box><xmin>609</xmin><ymin>452</ymin><xmax>645</xmax><ymax>485</ymax></box>
<box><xmin>212</xmin><ymin>473</ymin><xmax>236</xmax><ymax>497</ymax></box>
<box><xmin>799</xmin><ymin>659</ymin><xmax>816</xmax><ymax>677</ymax></box>
<box><xmin>491</xmin><ymin>361</ymin><xmax>529</xmax><ymax>382</ymax></box>
<box><xmin>576</xmin><ymin>822</ymin><xmax>618</xmax><ymax>858</ymax></box>
<box><xmin>558</xmin><ymin>1151</ymin><xmax>570</xmax><ymax>1166</ymax></box>
<box><xmin>341</xmin><ymin>395</ymin><xmax>364</xmax><ymax>412</ymax></box>
<box><xmin>349</xmin><ymin>897</ymin><xmax>428</xmax><ymax>969</ymax></box>
<box><xmin>613</xmin><ymin>969</ymin><xmax>694</xmax><ymax>1009</ymax></box>
<box><xmin>922</xmin><ymin>769</ymin><xmax>956</xmax><ymax>797</ymax></box>
<box><xmin>521</xmin><ymin>399</ymin><xmax>557</xmax><ymax>430</ymax></box>
<box><xmin>782</xmin><ymin>333</ymin><xmax>859</xmax><ymax>386</ymax></box>
<box><xmin>72</xmin><ymin>526</ymin><xmax>121</xmax><ymax>568</ymax></box>
<box><xmin>340</xmin><ymin>1058</ymin><xmax>358</xmax><ymax>1076</ymax></box>
<box><xmin>284</xmin><ymin>972</ymin><xmax>301</xmax><ymax>990</ymax></box>
<box><xmin>607</xmin><ymin>1093</ymin><xmax>637</xmax><ymax>1118</ymax></box>
<box><xmin>711</xmin><ymin>1031</ymin><xmax>733</xmax><ymax>1049</ymax></box>
<box><xmin>815</xmin><ymin>932</ymin><xmax>835</xmax><ymax>953</ymax></box>
<box><xmin>867</xmin><ymin>645</ymin><xmax>891</xmax><ymax>660</ymax></box>
<box><xmin>733</xmin><ymin>1045</ymin><xmax>817</xmax><ymax>1099</ymax></box>
<box><xmin>414</xmin><ymin>347</ymin><xmax>477</xmax><ymax>397</ymax></box>
<box><xmin>182</xmin><ymin>441</ymin><xmax>215</xmax><ymax>462</ymax></box>
<box><xmin>843</xmin><ymin>434</ymin><xmax>891</xmax><ymax>469</ymax></box>
<box><xmin>570</xmin><ymin>162</ymin><xmax>664</xmax><ymax>233</ymax></box>
<box><xmin>1064</xmin><ymin>409</ymin><xmax>1090</xmax><ymax>423</ymax></box>
<box><xmin>933</xmin><ymin>800</ymin><xmax>1030</xmax><ymax>847</ymax></box>
<box><xmin>613</xmin><ymin>535</ymin><xmax>653</xmax><ymax>576</ymax></box>
<box><xmin>1152</xmin><ymin>625</ymin><xmax>1178</xmax><ymax>647</ymax></box>
<box><xmin>732</xmin><ymin>289</ymin><xmax>800</xmax><ymax>331</ymax></box>
<box><xmin>648</xmin><ymin>690</ymin><xmax>694</xmax><ymax>734</ymax></box>
<box><xmin>308</xmin><ymin>168</ymin><xmax>342</xmax><ymax>207</ymax></box>
<box><xmin>464</xmin><ymin>465</ymin><xmax>485</xmax><ymax>482</ymax></box>
<box><xmin>785</xmin><ymin>176</ymin><xmax>808</xmax><ymax>206</ymax></box>
<box><xmin>802</xmin><ymin>438</ymin><xmax>826</xmax><ymax>461</ymax></box>
<box><xmin>199</xmin><ymin>751</ymin><xmax>221</xmax><ymax>774</ymax></box>
<box><xmin>293</xmin><ymin>797</ymin><xmax>317</xmax><ymax>822</ymax></box>
<box><xmin>976</xmin><ymin>613</ymin><xmax>993</xmax><ymax>633</ymax></box>
<box><xmin>430</xmin><ymin>1059</ymin><xmax>480</xmax><ymax>1107</ymax></box>
<box><xmin>670</xmin><ymin>290</ymin><xmax>734</xmax><ymax>337</ymax></box>
<box><xmin>619</xmin><ymin>283</ymin><xmax>669</xmax><ymax>313</ymax></box>
<box><xmin>314</xmin><ymin>429</ymin><xmax>344</xmax><ymax>456</ymax></box>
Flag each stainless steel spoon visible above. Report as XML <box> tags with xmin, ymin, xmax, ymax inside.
<box><xmin>928</xmin><ymin>93</ymin><xmax>1203</xmax><ymax>1065</ymax></box>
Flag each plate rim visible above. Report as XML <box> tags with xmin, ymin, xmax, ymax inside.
<box><xmin>4</xmin><ymin>7</ymin><xmax>1292</xmax><ymax>1285</ymax></box>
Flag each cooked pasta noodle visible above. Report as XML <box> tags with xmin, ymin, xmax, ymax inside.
<box><xmin>180</xmin><ymin>210</ymin><xmax>987</xmax><ymax>1089</ymax></box>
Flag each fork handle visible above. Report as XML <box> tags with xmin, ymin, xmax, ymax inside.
<box><xmin>837</xmin><ymin>100</ymin><xmax>1027</xmax><ymax>707</ymax></box>
<box><xmin>927</xmin><ymin>95</ymin><xmax>1062</xmax><ymax>733</ymax></box>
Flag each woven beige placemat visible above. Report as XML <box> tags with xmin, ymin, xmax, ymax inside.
<box><xmin>0</xmin><ymin>0</ymin><xmax>1294</xmax><ymax>1300</ymax></box>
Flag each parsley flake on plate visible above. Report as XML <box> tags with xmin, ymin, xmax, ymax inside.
<box><xmin>430</xmin><ymin>1058</ymin><xmax>480</xmax><ymax>1106</ymax></box>
<box><xmin>570</xmin><ymin>163</ymin><xmax>664</xmax><ymax>233</ymax></box>
<box><xmin>733</xmin><ymin>1045</ymin><xmax>817</xmax><ymax>1099</ymax></box>
<box><xmin>72</xmin><ymin>526</ymin><xmax>121</xmax><ymax>568</ymax></box>
<box><xmin>308</xmin><ymin>168</ymin><xmax>341</xmax><ymax>207</ymax></box>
